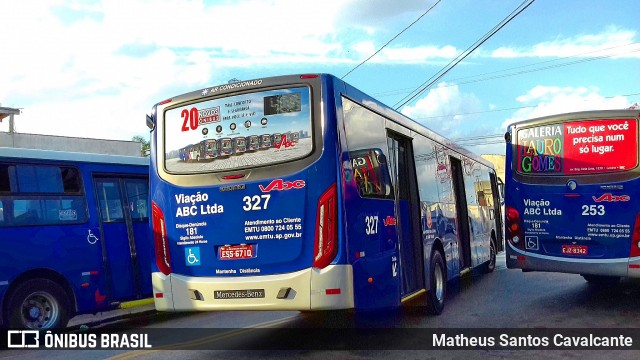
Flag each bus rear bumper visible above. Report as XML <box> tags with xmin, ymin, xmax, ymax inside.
<box><xmin>152</xmin><ymin>265</ymin><xmax>354</xmax><ymax>311</ymax></box>
<box><xmin>506</xmin><ymin>244</ymin><xmax>638</xmax><ymax>277</ymax></box>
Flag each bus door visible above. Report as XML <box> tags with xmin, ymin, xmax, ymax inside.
<box><xmin>489</xmin><ymin>172</ymin><xmax>504</xmax><ymax>252</ymax></box>
<box><xmin>450</xmin><ymin>157</ymin><xmax>472</xmax><ymax>270</ymax></box>
<box><xmin>93</xmin><ymin>176</ymin><xmax>150</xmax><ymax>303</ymax></box>
<box><xmin>387</xmin><ymin>133</ymin><xmax>424</xmax><ymax>297</ymax></box>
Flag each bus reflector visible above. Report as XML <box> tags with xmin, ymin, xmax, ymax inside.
<box><xmin>325</xmin><ymin>288</ymin><xmax>341</xmax><ymax>295</ymax></box>
<box><xmin>313</xmin><ymin>183</ymin><xmax>338</xmax><ymax>269</ymax></box>
<box><xmin>630</xmin><ymin>213</ymin><xmax>640</xmax><ymax>258</ymax></box>
<box><xmin>152</xmin><ymin>201</ymin><xmax>172</xmax><ymax>275</ymax></box>
<box><xmin>155</xmin><ymin>293</ymin><xmax>164</xmax><ymax>298</ymax></box>
<box><xmin>158</xmin><ymin>99</ymin><xmax>172</xmax><ymax>105</ymax></box>
<box><xmin>300</xmin><ymin>74</ymin><xmax>319</xmax><ymax>79</ymax></box>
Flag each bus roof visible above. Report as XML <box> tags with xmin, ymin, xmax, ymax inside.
<box><xmin>0</xmin><ymin>147</ymin><xmax>149</xmax><ymax>166</ymax></box>
<box><xmin>507</xmin><ymin>109</ymin><xmax>639</xmax><ymax>129</ymax></box>
<box><xmin>155</xmin><ymin>73</ymin><xmax>496</xmax><ymax>171</ymax></box>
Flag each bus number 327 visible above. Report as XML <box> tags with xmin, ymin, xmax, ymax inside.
<box><xmin>243</xmin><ymin>195</ymin><xmax>271</xmax><ymax>211</ymax></box>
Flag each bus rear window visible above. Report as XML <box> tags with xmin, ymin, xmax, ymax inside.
<box><xmin>516</xmin><ymin>118</ymin><xmax>638</xmax><ymax>175</ymax></box>
<box><xmin>163</xmin><ymin>86</ymin><xmax>312</xmax><ymax>174</ymax></box>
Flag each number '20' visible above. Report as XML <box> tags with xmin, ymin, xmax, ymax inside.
<box><xmin>181</xmin><ymin>108</ymin><xmax>199</xmax><ymax>132</ymax></box>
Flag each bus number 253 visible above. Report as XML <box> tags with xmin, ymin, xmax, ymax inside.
<box><xmin>582</xmin><ymin>205</ymin><xmax>605</xmax><ymax>216</ymax></box>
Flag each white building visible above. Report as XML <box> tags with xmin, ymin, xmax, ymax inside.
<box><xmin>0</xmin><ymin>106</ymin><xmax>142</xmax><ymax>156</ymax></box>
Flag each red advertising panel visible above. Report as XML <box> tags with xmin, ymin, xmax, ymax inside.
<box><xmin>517</xmin><ymin>118</ymin><xmax>637</xmax><ymax>175</ymax></box>
<box><xmin>563</xmin><ymin>119</ymin><xmax>637</xmax><ymax>174</ymax></box>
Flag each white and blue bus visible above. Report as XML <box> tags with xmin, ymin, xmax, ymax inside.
<box><xmin>505</xmin><ymin>110</ymin><xmax>640</xmax><ymax>284</ymax></box>
<box><xmin>0</xmin><ymin>148</ymin><xmax>152</xmax><ymax>329</ymax></box>
<box><xmin>147</xmin><ymin>74</ymin><xmax>502</xmax><ymax>314</ymax></box>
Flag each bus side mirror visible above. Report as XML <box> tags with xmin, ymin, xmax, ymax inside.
<box><xmin>497</xmin><ymin>177</ymin><xmax>505</xmax><ymax>199</ymax></box>
<box><xmin>146</xmin><ymin>114</ymin><xmax>155</xmax><ymax>130</ymax></box>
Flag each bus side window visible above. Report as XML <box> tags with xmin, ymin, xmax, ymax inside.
<box><xmin>96</xmin><ymin>181</ymin><xmax>124</xmax><ymax>222</ymax></box>
<box><xmin>349</xmin><ymin>149</ymin><xmax>394</xmax><ymax>199</ymax></box>
<box><xmin>13</xmin><ymin>199</ymin><xmax>41</xmax><ymax>225</ymax></box>
<box><xmin>56</xmin><ymin>197</ymin><xmax>87</xmax><ymax>223</ymax></box>
<box><xmin>0</xmin><ymin>164</ymin><xmax>10</xmax><ymax>192</ymax></box>
<box><xmin>125</xmin><ymin>179</ymin><xmax>149</xmax><ymax>221</ymax></box>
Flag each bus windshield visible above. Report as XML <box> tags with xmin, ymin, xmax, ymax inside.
<box><xmin>164</xmin><ymin>86</ymin><xmax>312</xmax><ymax>173</ymax></box>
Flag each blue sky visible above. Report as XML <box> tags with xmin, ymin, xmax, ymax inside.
<box><xmin>1</xmin><ymin>0</ymin><xmax>639</xmax><ymax>155</ymax></box>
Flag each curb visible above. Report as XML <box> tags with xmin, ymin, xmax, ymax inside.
<box><xmin>68</xmin><ymin>303</ymin><xmax>157</xmax><ymax>331</ymax></box>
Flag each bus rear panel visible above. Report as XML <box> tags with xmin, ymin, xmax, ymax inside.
<box><xmin>504</xmin><ymin>110</ymin><xmax>640</xmax><ymax>278</ymax></box>
<box><xmin>150</xmin><ymin>75</ymin><xmax>354</xmax><ymax>311</ymax></box>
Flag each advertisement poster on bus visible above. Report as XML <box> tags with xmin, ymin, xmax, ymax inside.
<box><xmin>516</xmin><ymin>118</ymin><xmax>637</xmax><ymax>175</ymax></box>
<box><xmin>163</xmin><ymin>87</ymin><xmax>313</xmax><ymax>173</ymax></box>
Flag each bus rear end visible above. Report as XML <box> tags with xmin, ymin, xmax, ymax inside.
<box><xmin>505</xmin><ymin>110</ymin><xmax>640</xmax><ymax>279</ymax></box>
<box><xmin>148</xmin><ymin>74</ymin><xmax>354</xmax><ymax>311</ymax></box>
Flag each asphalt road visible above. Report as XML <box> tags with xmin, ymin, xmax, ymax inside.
<box><xmin>3</xmin><ymin>253</ymin><xmax>640</xmax><ymax>359</ymax></box>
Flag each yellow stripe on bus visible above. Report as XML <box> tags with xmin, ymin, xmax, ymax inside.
<box><xmin>118</xmin><ymin>298</ymin><xmax>154</xmax><ymax>309</ymax></box>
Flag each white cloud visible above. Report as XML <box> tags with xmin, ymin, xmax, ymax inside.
<box><xmin>0</xmin><ymin>0</ymin><xmax>355</xmax><ymax>140</ymax></box>
<box><xmin>400</xmin><ymin>82</ymin><xmax>482</xmax><ymax>138</ymax></box>
<box><xmin>1</xmin><ymin>0</ymin><xmax>637</xmax><ymax>145</ymax></box>
<box><xmin>337</xmin><ymin>0</ymin><xmax>436</xmax><ymax>27</ymax></box>
<box><xmin>492</xmin><ymin>26</ymin><xmax>640</xmax><ymax>59</ymax></box>
<box><xmin>377</xmin><ymin>45</ymin><xmax>458</xmax><ymax>64</ymax></box>
<box><xmin>502</xmin><ymin>85</ymin><xmax>632</xmax><ymax>129</ymax></box>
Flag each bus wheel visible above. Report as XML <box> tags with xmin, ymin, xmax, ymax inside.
<box><xmin>483</xmin><ymin>240</ymin><xmax>497</xmax><ymax>273</ymax></box>
<box><xmin>426</xmin><ymin>250</ymin><xmax>446</xmax><ymax>315</ymax></box>
<box><xmin>6</xmin><ymin>279</ymin><xmax>70</xmax><ymax>329</ymax></box>
<box><xmin>580</xmin><ymin>274</ymin><xmax>620</xmax><ymax>286</ymax></box>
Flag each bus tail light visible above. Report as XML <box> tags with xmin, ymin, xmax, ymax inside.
<box><xmin>506</xmin><ymin>206</ymin><xmax>524</xmax><ymax>250</ymax></box>
<box><xmin>152</xmin><ymin>201</ymin><xmax>172</xmax><ymax>275</ymax></box>
<box><xmin>313</xmin><ymin>183</ymin><xmax>338</xmax><ymax>269</ymax></box>
<box><xmin>630</xmin><ymin>213</ymin><xmax>640</xmax><ymax>258</ymax></box>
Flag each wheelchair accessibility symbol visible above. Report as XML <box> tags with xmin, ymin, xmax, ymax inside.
<box><xmin>185</xmin><ymin>247</ymin><xmax>201</xmax><ymax>266</ymax></box>
<box><xmin>525</xmin><ymin>236</ymin><xmax>539</xmax><ymax>250</ymax></box>
<box><xmin>87</xmin><ymin>229</ymin><xmax>99</xmax><ymax>245</ymax></box>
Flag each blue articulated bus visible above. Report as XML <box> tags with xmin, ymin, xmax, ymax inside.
<box><xmin>147</xmin><ymin>74</ymin><xmax>502</xmax><ymax>314</ymax></box>
<box><xmin>504</xmin><ymin>110</ymin><xmax>640</xmax><ymax>284</ymax></box>
<box><xmin>0</xmin><ymin>148</ymin><xmax>152</xmax><ymax>329</ymax></box>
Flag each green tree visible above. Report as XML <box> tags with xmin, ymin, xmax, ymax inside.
<box><xmin>132</xmin><ymin>135</ymin><xmax>150</xmax><ymax>157</ymax></box>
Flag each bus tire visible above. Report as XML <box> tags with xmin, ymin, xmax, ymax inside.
<box><xmin>580</xmin><ymin>274</ymin><xmax>620</xmax><ymax>286</ymax></box>
<box><xmin>426</xmin><ymin>250</ymin><xmax>446</xmax><ymax>315</ymax></box>
<box><xmin>5</xmin><ymin>279</ymin><xmax>70</xmax><ymax>330</ymax></box>
<box><xmin>483</xmin><ymin>240</ymin><xmax>497</xmax><ymax>273</ymax></box>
